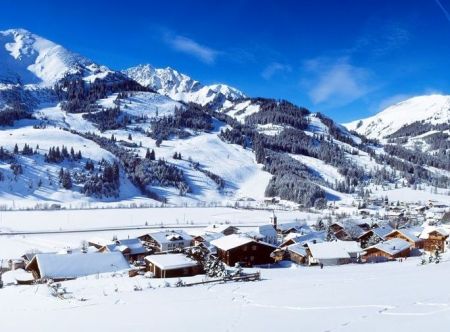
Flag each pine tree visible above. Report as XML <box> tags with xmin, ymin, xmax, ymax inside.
<box><xmin>13</xmin><ymin>143</ymin><xmax>18</xmax><ymax>154</ymax></box>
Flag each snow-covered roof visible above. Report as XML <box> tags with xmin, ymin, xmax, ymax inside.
<box><xmin>28</xmin><ymin>252</ymin><xmax>129</xmax><ymax>279</ymax></box>
<box><xmin>210</xmin><ymin>234</ymin><xmax>254</xmax><ymax>251</ymax></box>
<box><xmin>419</xmin><ymin>227</ymin><xmax>449</xmax><ymax>239</ymax></box>
<box><xmin>388</xmin><ymin>229</ymin><xmax>421</xmax><ymax>243</ymax></box>
<box><xmin>287</xmin><ymin>243</ymin><xmax>307</xmax><ymax>257</ymax></box>
<box><xmin>194</xmin><ymin>232</ymin><xmax>224</xmax><ymax>243</ymax></box>
<box><xmin>145</xmin><ymin>230</ymin><xmax>192</xmax><ymax>244</ymax></box>
<box><xmin>307</xmin><ymin>242</ymin><xmax>350</xmax><ymax>260</ymax></box>
<box><xmin>205</xmin><ymin>224</ymin><xmax>237</xmax><ymax>234</ymax></box>
<box><xmin>105</xmin><ymin>238</ymin><xmax>147</xmax><ymax>255</ymax></box>
<box><xmin>283</xmin><ymin>231</ymin><xmax>326</xmax><ymax>246</ymax></box>
<box><xmin>371</xmin><ymin>225</ymin><xmax>394</xmax><ymax>240</ymax></box>
<box><xmin>277</xmin><ymin>221</ymin><xmax>305</xmax><ymax>232</ymax></box>
<box><xmin>145</xmin><ymin>254</ymin><xmax>199</xmax><ymax>270</ymax></box>
<box><xmin>367</xmin><ymin>238</ymin><xmax>411</xmax><ymax>256</ymax></box>
<box><xmin>335</xmin><ymin>240</ymin><xmax>363</xmax><ymax>254</ymax></box>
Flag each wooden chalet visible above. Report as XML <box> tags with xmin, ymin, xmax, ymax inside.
<box><xmin>89</xmin><ymin>238</ymin><xmax>148</xmax><ymax>261</ymax></box>
<box><xmin>138</xmin><ymin>230</ymin><xmax>192</xmax><ymax>252</ymax></box>
<box><xmin>420</xmin><ymin>228</ymin><xmax>449</xmax><ymax>253</ymax></box>
<box><xmin>210</xmin><ymin>234</ymin><xmax>276</xmax><ymax>267</ymax></box>
<box><xmin>357</xmin><ymin>225</ymin><xmax>393</xmax><ymax>248</ymax></box>
<box><xmin>363</xmin><ymin>238</ymin><xmax>411</xmax><ymax>262</ymax></box>
<box><xmin>204</xmin><ymin>224</ymin><xmax>239</xmax><ymax>236</ymax></box>
<box><xmin>385</xmin><ymin>229</ymin><xmax>423</xmax><ymax>249</ymax></box>
<box><xmin>145</xmin><ymin>254</ymin><xmax>203</xmax><ymax>278</ymax></box>
<box><xmin>286</xmin><ymin>244</ymin><xmax>308</xmax><ymax>265</ymax></box>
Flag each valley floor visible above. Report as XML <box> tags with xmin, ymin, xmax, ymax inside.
<box><xmin>1</xmin><ymin>254</ymin><xmax>449</xmax><ymax>332</ymax></box>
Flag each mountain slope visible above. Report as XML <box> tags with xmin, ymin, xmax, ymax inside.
<box><xmin>345</xmin><ymin>94</ymin><xmax>450</xmax><ymax>139</ymax></box>
<box><xmin>0</xmin><ymin>28</ymin><xmax>111</xmax><ymax>86</ymax></box>
<box><xmin>123</xmin><ymin>64</ymin><xmax>245</xmax><ymax>108</ymax></box>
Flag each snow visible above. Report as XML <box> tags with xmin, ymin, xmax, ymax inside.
<box><xmin>308</xmin><ymin>242</ymin><xmax>351</xmax><ymax>260</ymax></box>
<box><xmin>290</xmin><ymin>154</ymin><xmax>344</xmax><ymax>183</ymax></box>
<box><xmin>29</xmin><ymin>251</ymin><xmax>129</xmax><ymax>279</ymax></box>
<box><xmin>345</xmin><ymin>94</ymin><xmax>450</xmax><ymax>139</ymax></box>
<box><xmin>145</xmin><ymin>253</ymin><xmax>199</xmax><ymax>270</ymax></box>
<box><xmin>123</xmin><ymin>64</ymin><xmax>245</xmax><ymax>107</ymax></box>
<box><xmin>210</xmin><ymin>234</ymin><xmax>255</xmax><ymax>251</ymax></box>
<box><xmin>367</xmin><ymin>238</ymin><xmax>411</xmax><ymax>256</ymax></box>
<box><xmin>0</xmin><ymin>29</ymin><xmax>110</xmax><ymax>86</ymax></box>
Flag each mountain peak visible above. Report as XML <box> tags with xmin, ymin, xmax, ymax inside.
<box><xmin>0</xmin><ymin>28</ymin><xmax>109</xmax><ymax>86</ymax></box>
<box><xmin>123</xmin><ymin>64</ymin><xmax>245</xmax><ymax>107</ymax></box>
<box><xmin>345</xmin><ymin>94</ymin><xmax>450</xmax><ymax>138</ymax></box>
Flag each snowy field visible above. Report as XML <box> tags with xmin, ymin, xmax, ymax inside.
<box><xmin>1</xmin><ymin>254</ymin><xmax>450</xmax><ymax>331</ymax></box>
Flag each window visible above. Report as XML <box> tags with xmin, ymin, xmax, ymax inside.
<box><xmin>252</xmin><ymin>245</ymin><xmax>257</xmax><ymax>251</ymax></box>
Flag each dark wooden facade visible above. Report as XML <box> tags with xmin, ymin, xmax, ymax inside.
<box><xmin>146</xmin><ymin>262</ymin><xmax>203</xmax><ymax>278</ymax></box>
<box><xmin>215</xmin><ymin>241</ymin><xmax>275</xmax><ymax>267</ymax></box>
<box><xmin>423</xmin><ymin>231</ymin><xmax>448</xmax><ymax>253</ymax></box>
<box><xmin>364</xmin><ymin>247</ymin><xmax>410</xmax><ymax>263</ymax></box>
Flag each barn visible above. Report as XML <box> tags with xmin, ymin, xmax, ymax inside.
<box><xmin>145</xmin><ymin>254</ymin><xmax>203</xmax><ymax>278</ymax></box>
<box><xmin>25</xmin><ymin>252</ymin><xmax>130</xmax><ymax>281</ymax></box>
<box><xmin>210</xmin><ymin>234</ymin><xmax>276</xmax><ymax>267</ymax></box>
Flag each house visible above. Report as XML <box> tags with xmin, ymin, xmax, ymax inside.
<box><xmin>385</xmin><ymin>229</ymin><xmax>423</xmax><ymax>249</ymax></box>
<box><xmin>139</xmin><ymin>230</ymin><xmax>193</xmax><ymax>252</ymax></box>
<box><xmin>90</xmin><ymin>238</ymin><xmax>148</xmax><ymax>261</ymax></box>
<box><xmin>144</xmin><ymin>254</ymin><xmax>203</xmax><ymax>278</ymax></box>
<box><xmin>420</xmin><ymin>228</ymin><xmax>449</xmax><ymax>253</ymax></box>
<box><xmin>307</xmin><ymin>242</ymin><xmax>351</xmax><ymax>266</ymax></box>
<box><xmin>276</xmin><ymin>221</ymin><xmax>307</xmax><ymax>235</ymax></box>
<box><xmin>363</xmin><ymin>238</ymin><xmax>411</xmax><ymax>262</ymax></box>
<box><xmin>286</xmin><ymin>244</ymin><xmax>308</xmax><ymax>265</ymax></box>
<box><xmin>204</xmin><ymin>224</ymin><xmax>239</xmax><ymax>236</ymax></box>
<box><xmin>210</xmin><ymin>234</ymin><xmax>276</xmax><ymax>267</ymax></box>
<box><xmin>25</xmin><ymin>252</ymin><xmax>129</xmax><ymax>281</ymax></box>
<box><xmin>357</xmin><ymin>225</ymin><xmax>393</xmax><ymax>248</ymax></box>
<box><xmin>280</xmin><ymin>231</ymin><xmax>326</xmax><ymax>247</ymax></box>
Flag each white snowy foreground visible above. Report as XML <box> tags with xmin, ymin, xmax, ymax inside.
<box><xmin>1</xmin><ymin>256</ymin><xmax>450</xmax><ymax>332</ymax></box>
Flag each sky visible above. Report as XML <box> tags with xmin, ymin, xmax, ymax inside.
<box><xmin>1</xmin><ymin>0</ymin><xmax>450</xmax><ymax>123</ymax></box>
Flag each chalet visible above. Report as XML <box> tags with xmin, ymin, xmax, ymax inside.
<box><xmin>385</xmin><ymin>229</ymin><xmax>423</xmax><ymax>249</ymax></box>
<box><xmin>307</xmin><ymin>242</ymin><xmax>351</xmax><ymax>266</ymax></box>
<box><xmin>210</xmin><ymin>234</ymin><xmax>276</xmax><ymax>267</ymax></box>
<box><xmin>204</xmin><ymin>224</ymin><xmax>239</xmax><ymax>236</ymax></box>
<box><xmin>145</xmin><ymin>254</ymin><xmax>203</xmax><ymax>278</ymax></box>
<box><xmin>335</xmin><ymin>240</ymin><xmax>363</xmax><ymax>260</ymax></box>
<box><xmin>139</xmin><ymin>230</ymin><xmax>192</xmax><ymax>252</ymax></box>
<box><xmin>286</xmin><ymin>244</ymin><xmax>308</xmax><ymax>265</ymax></box>
<box><xmin>363</xmin><ymin>238</ymin><xmax>411</xmax><ymax>262</ymax></box>
<box><xmin>419</xmin><ymin>228</ymin><xmax>449</xmax><ymax>253</ymax></box>
<box><xmin>26</xmin><ymin>252</ymin><xmax>129</xmax><ymax>281</ymax></box>
<box><xmin>90</xmin><ymin>238</ymin><xmax>148</xmax><ymax>261</ymax></box>
<box><xmin>276</xmin><ymin>221</ymin><xmax>307</xmax><ymax>235</ymax></box>
<box><xmin>192</xmin><ymin>232</ymin><xmax>224</xmax><ymax>254</ymax></box>
<box><xmin>357</xmin><ymin>225</ymin><xmax>393</xmax><ymax>248</ymax></box>
<box><xmin>280</xmin><ymin>231</ymin><xmax>326</xmax><ymax>247</ymax></box>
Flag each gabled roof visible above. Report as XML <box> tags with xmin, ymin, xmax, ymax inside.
<box><xmin>419</xmin><ymin>227</ymin><xmax>449</xmax><ymax>239</ymax></box>
<box><xmin>287</xmin><ymin>243</ymin><xmax>307</xmax><ymax>257</ymax></box>
<box><xmin>27</xmin><ymin>252</ymin><xmax>129</xmax><ymax>279</ymax></box>
<box><xmin>106</xmin><ymin>238</ymin><xmax>147</xmax><ymax>255</ymax></box>
<box><xmin>210</xmin><ymin>234</ymin><xmax>276</xmax><ymax>251</ymax></box>
<box><xmin>367</xmin><ymin>238</ymin><xmax>410</xmax><ymax>256</ymax></box>
<box><xmin>283</xmin><ymin>231</ymin><xmax>326</xmax><ymax>246</ymax></box>
<box><xmin>144</xmin><ymin>230</ymin><xmax>192</xmax><ymax>245</ymax></box>
<box><xmin>145</xmin><ymin>254</ymin><xmax>199</xmax><ymax>270</ymax></box>
<box><xmin>371</xmin><ymin>225</ymin><xmax>394</xmax><ymax>240</ymax></box>
<box><xmin>307</xmin><ymin>242</ymin><xmax>350</xmax><ymax>260</ymax></box>
<box><xmin>257</xmin><ymin>224</ymin><xmax>277</xmax><ymax>236</ymax></box>
<box><xmin>335</xmin><ymin>240</ymin><xmax>363</xmax><ymax>254</ymax></box>
<box><xmin>205</xmin><ymin>224</ymin><xmax>238</xmax><ymax>234</ymax></box>
<box><xmin>387</xmin><ymin>229</ymin><xmax>421</xmax><ymax>243</ymax></box>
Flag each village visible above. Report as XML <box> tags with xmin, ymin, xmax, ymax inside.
<box><xmin>1</xmin><ymin>197</ymin><xmax>450</xmax><ymax>289</ymax></box>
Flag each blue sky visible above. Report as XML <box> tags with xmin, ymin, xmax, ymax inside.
<box><xmin>1</xmin><ymin>0</ymin><xmax>450</xmax><ymax>122</ymax></box>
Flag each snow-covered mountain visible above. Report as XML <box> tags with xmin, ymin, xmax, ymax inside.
<box><xmin>345</xmin><ymin>94</ymin><xmax>450</xmax><ymax>139</ymax></box>
<box><xmin>123</xmin><ymin>64</ymin><xmax>245</xmax><ymax>107</ymax></box>
<box><xmin>0</xmin><ymin>28</ymin><xmax>449</xmax><ymax>209</ymax></box>
<box><xmin>0</xmin><ymin>28</ymin><xmax>111</xmax><ymax>86</ymax></box>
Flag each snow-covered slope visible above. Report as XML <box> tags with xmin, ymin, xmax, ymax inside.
<box><xmin>0</xmin><ymin>28</ymin><xmax>111</xmax><ymax>86</ymax></box>
<box><xmin>122</xmin><ymin>64</ymin><xmax>245</xmax><ymax>107</ymax></box>
<box><xmin>345</xmin><ymin>95</ymin><xmax>450</xmax><ymax>139</ymax></box>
